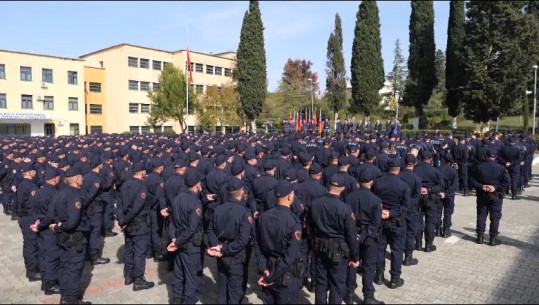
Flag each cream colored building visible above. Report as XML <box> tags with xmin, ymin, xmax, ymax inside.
<box><xmin>80</xmin><ymin>43</ymin><xmax>236</xmax><ymax>134</ymax></box>
<box><xmin>0</xmin><ymin>50</ymin><xmax>86</xmax><ymax>136</ymax></box>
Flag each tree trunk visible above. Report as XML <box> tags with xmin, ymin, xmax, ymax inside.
<box><xmin>250</xmin><ymin>119</ymin><xmax>257</xmax><ymax>134</ymax></box>
<box><xmin>413</xmin><ymin>116</ymin><xmax>420</xmax><ymax>131</ymax></box>
<box><xmin>451</xmin><ymin>117</ymin><xmax>458</xmax><ymax>129</ymax></box>
<box><xmin>524</xmin><ymin>94</ymin><xmax>530</xmax><ymax>131</ymax></box>
<box><xmin>334</xmin><ymin>112</ymin><xmax>338</xmax><ymax>131</ymax></box>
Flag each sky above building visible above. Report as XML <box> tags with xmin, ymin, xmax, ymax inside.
<box><xmin>0</xmin><ymin>1</ymin><xmax>450</xmax><ymax>93</ymax></box>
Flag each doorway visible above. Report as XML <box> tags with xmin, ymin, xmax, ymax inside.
<box><xmin>44</xmin><ymin>123</ymin><xmax>55</xmax><ymax>137</ymax></box>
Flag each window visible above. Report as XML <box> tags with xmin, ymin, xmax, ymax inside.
<box><xmin>0</xmin><ymin>93</ymin><xmax>6</xmax><ymax>108</ymax></box>
<box><xmin>68</xmin><ymin>71</ymin><xmax>78</xmax><ymax>85</ymax></box>
<box><xmin>153</xmin><ymin>82</ymin><xmax>160</xmax><ymax>91</ymax></box>
<box><xmin>129</xmin><ymin>103</ymin><xmax>139</xmax><ymax>113</ymax></box>
<box><xmin>70</xmin><ymin>123</ymin><xmax>80</xmax><ymax>136</ymax></box>
<box><xmin>187</xmin><ymin>125</ymin><xmax>196</xmax><ymax>133</ymax></box>
<box><xmin>185</xmin><ymin>62</ymin><xmax>194</xmax><ymax>72</ymax></box>
<box><xmin>140</xmin><ymin>104</ymin><xmax>150</xmax><ymax>113</ymax></box>
<box><xmin>0</xmin><ymin>64</ymin><xmax>5</xmax><ymax>79</ymax></box>
<box><xmin>43</xmin><ymin>96</ymin><xmax>54</xmax><ymax>110</ymax></box>
<box><xmin>90</xmin><ymin>126</ymin><xmax>103</xmax><ymax>134</ymax></box>
<box><xmin>68</xmin><ymin>97</ymin><xmax>78</xmax><ymax>111</ymax></box>
<box><xmin>42</xmin><ymin>68</ymin><xmax>53</xmax><ymax>83</ymax></box>
<box><xmin>224</xmin><ymin>68</ymin><xmax>232</xmax><ymax>77</ymax></box>
<box><xmin>129</xmin><ymin>126</ymin><xmax>140</xmax><ymax>134</ymax></box>
<box><xmin>21</xmin><ymin>95</ymin><xmax>32</xmax><ymax>109</ymax></box>
<box><xmin>140</xmin><ymin>58</ymin><xmax>149</xmax><ymax>69</ymax></box>
<box><xmin>140</xmin><ymin>81</ymin><xmax>150</xmax><ymax>91</ymax></box>
<box><xmin>89</xmin><ymin>82</ymin><xmax>102</xmax><ymax>92</ymax></box>
<box><xmin>20</xmin><ymin>66</ymin><xmax>32</xmax><ymax>81</ymax></box>
<box><xmin>152</xmin><ymin>60</ymin><xmax>162</xmax><ymax>70</ymax></box>
<box><xmin>128</xmin><ymin>80</ymin><xmax>138</xmax><ymax>91</ymax></box>
<box><xmin>163</xmin><ymin>126</ymin><xmax>174</xmax><ymax>133</ymax></box>
<box><xmin>195</xmin><ymin>63</ymin><xmax>203</xmax><ymax>73</ymax></box>
<box><xmin>128</xmin><ymin>57</ymin><xmax>138</xmax><ymax>67</ymax></box>
<box><xmin>195</xmin><ymin>85</ymin><xmax>204</xmax><ymax>93</ymax></box>
<box><xmin>206</xmin><ymin>65</ymin><xmax>214</xmax><ymax>75</ymax></box>
<box><xmin>0</xmin><ymin>123</ymin><xmax>30</xmax><ymax>136</ymax></box>
<box><xmin>215</xmin><ymin>66</ymin><xmax>222</xmax><ymax>76</ymax></box>
<box><xmin>89</xmin><ymin>104</ymin><xmax>102</xmax><ymax>114</ymax></box>
<box><xmin>141</xmin><ymin>126</ymin><xmax>151</xmax><ymax>134</ymax></box>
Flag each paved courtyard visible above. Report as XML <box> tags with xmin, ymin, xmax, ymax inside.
<box><xmin>1</xmin><ymin>162</ymin><xmax>538</xmax><ymax>304</ymax></box>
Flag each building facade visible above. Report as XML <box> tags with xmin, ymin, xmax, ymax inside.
<box><xmin>80</xmin><ymin>43</ymin><xmax>236</xmax><ymax>134</ymax></box>
<box><xmin>0</xmin><ymin>50</ymin><xmax>86</xmax><ymax>136</ymax></box>
<box><xmin>84</xmin><ymin>66</ymin><xmax>107</xmax><ymax>134</ymax></box>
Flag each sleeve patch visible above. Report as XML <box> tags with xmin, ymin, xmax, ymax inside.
<box><xmin>160</xmin><ymin>182</ymin><xmax>164</xmax><ymax>188</ymax></box>
<box><xmin>294</xmin><ymin>230</ymin><xmax>302</xmax><ymax>241</ymax></box>
<box><xmin>109</xmin><ymin>172</ymin><xmax>114</xmax><ymax>177</ymax></box>
<box><xmin>75</xmin><ymin>202</ymin><xmax>81</xmax><ymax>209</ymax></box>
<box><xmin>195</xmin><ymin>208</ymin><xmax>202</xmax><ymax>217</ymax></box>
<box><xmin>140</xmin><ymin>192</ymin><xmax>146</xmax><ymax>199</ymax></box>
<box><xmin>247</xmin><ymin>215</ymin><xmax>253</xmax><ymax>225</ymax></box>
<box><xmin>94</xmin><ymin>182</ymin><xmax>100</xmax><ymax>189</ymax></box>
<box><xmin>31</xmin><ymin>190</ymin><xmax>36</xmax><ymax>197</ymax></box>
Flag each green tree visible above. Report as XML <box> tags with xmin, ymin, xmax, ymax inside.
<box><xmin>326</xmin><ymin>13</ymin><xmax>347</xmax><ymax>122</ymax></box>
<box><xmin>434</xmin><ymin>49</ymin><xmax>446</xmax><ymax>93</ymax></box>
<box><xmin>350</xmin><ymin>0</ymin><xmax>385</xmax><ymax>122</ymax></box>
<box><xmin>147</xmin><ymin>63</ymin><xmax>197</xmax><ymax>133</ymax></box>
<box><xmin>236</xmin><ymin>0</ymin><xmax>267</xmax><ymax>133</ymax></box>
<box><xmin>402</xmin><ymin>0</ymin><xmax>437</xmax><ymax>130</ymax></box>
<box><xmin>462</xmin><ymin>1</ymin><xmax>538</xmax><ymax>125</ymax></box>
<box><xmin>445</xmin><ymin>0</ymin><xmax>466</xmax><ymax>129</ymax></box>
<box><xmin>197</xmin><ymin>83</ymin><xmax>242</xmax><ymax>133</ymax></box>
<box><xmin>278</xmin><ymin>58</ymin><xmax>319</xmax><ymax>114</ymax></box>
<box><xmin>386</xmin><ymin>38</ymin><xmax>407</xmax><ymax>118</ymax></box>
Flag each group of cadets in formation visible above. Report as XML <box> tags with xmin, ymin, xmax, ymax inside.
<box><xmin>0</xmin><ymin>126</ymin><xmax>536</xmax><ymax>305</ymax></box>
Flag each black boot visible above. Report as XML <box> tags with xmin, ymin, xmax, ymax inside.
<box><xmin>435</xmin><ymin>226</ymin><xmax>442</xmax><ymax>237</ymax></box>
<box><xmin>374</xmin><ymin>272</ymin><xmax>385</xmax><ymax>285</ymax></box>
<box><xmin>61</xmin><ymin>298</ymin><xmax>91</xmax><ymax>304</ymax></box>
<box><xmin>125</xmin><ymin>276</ymin><xmax>133</xmax><ymax>286</ymax></box>
<box><xmin>403</xmin><ymin>254</ymin><xmax>418</xmax><ymax>266</ymax></box>
<box><xmin>442</xmin><ymin>228</ymin><xmax>451</xmax><ymax>238</ymax></box>
<box><xmin>386</xmin><ymin>275</ymin><xmax>404</xmax><ymax>289</ymax></box>
<box><xmin>44</xmin><ymin>283</ymin><xmax>61</xmax><ymax>295</ymax></box>
<box><xmin>146</xmin><ymin>251</ymin><xmax>153</xmax><ymax>259</ymax></box>
<box><xmin>414</xmin><ymin>239</ymin><xmax>422</xmax><ymax>251</ymax></box>
<box><xmin>489</xmin><ymin>235</ymin><xmax>501</xmax><ymax>246</ymax></box>
<box><xmin>476</xmin><ymin>233</ymin><xmax>484</xmax><ymax>244</ymax></box>
<box><xmin>363</xmin><ymin>296</ymin><xmax>385</xmax><ymax>305</ymax></box>
<box><xmin>345</xmin><ymin>291</ymin><xmax>355</xmax><ymax>305</ymax></box>
<box><xmin>424</xmin><ymin>241</ymin><xmax>437</xmax><ymax>252</ymax></box>
<box><xmin>306</xmin><ymin>278</ymin><xmax>315</xmax><ymax>293</ymax></box>
<box><xmin>11</xmin><ymin>212</ymin><xmax>19</xmax><ymax>221</ymax></box>
<box><xmin>91</xmin><ymin>256</ymin><xmax>111</xmax><ymax>265</ymax></box>
<box><xmin>5</xmin><ymin>207</ymin><xmax>12</xmax><ymax>215</ymax></box>
<box><xmin>153</xmin><ymin>253</ymin><xmax>166</xmax><ymax>262</ymax></box>
<box><xmin>104</xmin><ymin>229</ymin><xmax>118</xmax><ymax>237</ymax></box>
<box><xmin>133</xmin><ymin>276</ymin><xmax>154</xmax><ymax>291</ymax></box>
<box><xmin>27</xmin><ymin>270</ymin><xmax>41</xmax><ymax>282</ymax></box>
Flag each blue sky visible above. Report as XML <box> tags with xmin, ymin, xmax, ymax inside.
<box><xmin>0</xmin><ymin>1</ymin><xmax>450</xmax><ymax>92</ymax></box>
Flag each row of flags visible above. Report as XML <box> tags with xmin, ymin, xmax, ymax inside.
<box><xmin>289</xmin><ymin>108</ymin><xmax>324</xmax><ymax>132</ymax></box>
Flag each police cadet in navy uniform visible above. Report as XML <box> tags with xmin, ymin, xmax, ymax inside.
<box><xmin>256</xmin><ymin>180</ymin><xmax>304</xmax><ymax>304</ymax></box>
<box><xmin>413</xmin><ymin>150</ymin><xmax>446</xmax><ymax>252</ymax></box>
<box><xmin>308</xmin><ymin>173</ymin><xmax>359</xmax><ymax>305</ymax></box>
<box><xmin>166</xmin><ymin>170</ymin><xmax>204</xmax><ymax>305</ymax></box>
<box><xmin>206</xmin><ymin>178</ymin><xmax>253</xmax><ymax>304</ymax></box>
<box><xmin>100</xmin><ymin>152</ymin><xmax>118</xmax><ymax>237</ymax></box>
<box><xmin>372</xmin><ymin>158</ymin><xmax>411</xmax><ymax>289</ymax></box>
<box><xmin>397</xmin><ymin>154</ymin><xmax>422</xmax><ymax>266</ymax></box>
<box><xmin>470</xmin><ymin>148</ymin><xmax>511</xmax><ymax>246</ymax></box>
<box><xmin>344</xmin><ymin>168</ymin><xmax>384</xmax><ymax>305</ymax></box>
<box><xmin>145</xmin><ymin>158</ymin><xmax>168</xmax><ymax>261</ymax></box>
<box><xmin>438</xmin><ymin>154</ymin><xmax>459</xmax><ymax>238</ymax></box>
<box><xmin>50</xmin><ymin>167</ymin><xmax>91</xmax><ymax>304</ymax></box>
<box><xmin>499</xmin><ymin>136</ymin><xmax>524</xmax><ymax>200</ymax></box>
<box><xmin>116</xmin><ymin>162</ymin><xmax>155</xmax><ymax>291</ymax></box>
<box><xmin>252</xmin><ymin>159</ymin><xmax>278</xmax><ymax>217</ymax></box>
<box><xmin>30</xmin><ymin>167</ymin><xmax>62</xmax><ymax>295</ymax></box>
<box><xmin>16</xmin><ymin>163</ymin><xmax>40</xmax><ymax>282</ymax></box>
<box><xmin>81</xmin><ymin>157</ymin><xmax>111</xmax><ymax>265</ymax></box>
<box><xmin>9</xmin><ymin>153</ymin><xmax>24</xmax><ymax>220</ymax></box>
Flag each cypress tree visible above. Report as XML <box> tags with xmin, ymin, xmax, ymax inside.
<box><xmin>326</xmin><ymin>13</ymin><xmax>347</xmax><ymax>123</ymax></box>
<box><xmin>236</xmin><ymin>1</ymin><xmax>267</xmax><ymax>133</ymax></box>
<box><xmin>402</xmin><ymin>1</ymin><xmax>437</xmax><ymax>130</ymax></box>
<box><xmin>350</xmin><ymin>0</ymin><xmax>385</xmax><ymax>122</ymax></box>
<box><xmin>445</xmin><ymin>0</ymin><xmax>466</xmax><ymax>129</ymax></box>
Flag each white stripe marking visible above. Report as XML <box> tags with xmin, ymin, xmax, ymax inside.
<box><xmin>533</xmin><ymin>156</ymin><xmax>539</xmax><ymax>166</ymax></box>
<box><xmin>444</xmin><ymin>232</ymin><xmax>464</xmax><ymax>244</ymax></box>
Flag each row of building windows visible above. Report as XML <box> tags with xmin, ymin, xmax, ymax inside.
<box><xmin>0</xmin><ymin>64</ymin><xmax>78</xmax><ymax>84</ymax></box>
<box><xmin>185</xmin><ymin>62</ymin><xmax>231</xmax><ymax>77</ymax></box>
<box><xmin>0</xmin><ymin>93</ymin><xmax>79</xmax><ymax>110</ymax></box>
<box><xmin>86</xmin><ymin>82</ymin><xmax>102</xmax><ymax>93</ymax></box>
<box><xmin>128</xmin><ymin>57</ymin><xmax>171</xmax><ymax>71</ymax></box>
<box><xmin>128</xmin><ymin>80</ymin><xmax>160</xmax><ymax>91</ymax></box>
<box><xmin>87</xmin><ymin>104</ymin><xmax>102</xmax><ymax>114</ymax></box>
<box><xmin>129</xmin><ymin>125</ymin><xmax>174</xmax><ymax>134</ymax></box>
<box><xmin>129</xmin><ymin>103</ymin><xmax>150</xmax><ymax>113</ymax></box>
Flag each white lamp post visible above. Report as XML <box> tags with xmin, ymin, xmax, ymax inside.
<box><xmin>533</xmin><ymin>65</ymin><xmax>538</xmax><ymax>134</ymax></box>
<box><xmin>307</xmin><ymin>78</ymin><xmax>314</xmax><ymax>115</ymax></box>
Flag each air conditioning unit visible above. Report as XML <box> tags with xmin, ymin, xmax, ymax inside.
<box><xmin>40</xmin><ymin>81</ymin><xmax>48</xmax><ymax>88</ymax></box>
<box><xmin>36</xmin><ymin>95</ymin><xmax>45</xmax><ymax>101</ymax></box>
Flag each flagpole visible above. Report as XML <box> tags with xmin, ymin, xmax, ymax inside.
<box><xmin>186</xmin><ymin>25</ymin><xmax>189</xmax><ymax>116</ymax></box>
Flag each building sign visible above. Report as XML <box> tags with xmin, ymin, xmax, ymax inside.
<box><xmin>0</xmin><ymin>113</ymin><xmax>53</xmax><ymax>120</ymax></box>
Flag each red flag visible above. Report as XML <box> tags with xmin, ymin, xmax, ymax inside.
<box><xmin>186</xmin><ymin>48</ymin><xmax>193</xmax><ymax>84</ymax></box>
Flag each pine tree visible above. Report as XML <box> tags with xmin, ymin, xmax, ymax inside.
<box><xmin>236</xmin><ymin>1</ymin><xmax>267</xmax><ymax>133</ymax></box>
<box><xmin>402</xmin><ymin>0</ymin><xmax>437</xmax><ymax>130</ymax></box>
<box><xmin>445</xmin><ymin>0</ymin><xmax>466</xmax><ymax>129</ymax></box>
<box><xmin>387</xmin><ymin>38</ymin><xmax>407</xmax><ymax>115</ymax></box>
<box><xmin>435</xmin><ymin>49</ymin><xmax>446</xmax><ymax>93</ymax></box>
<box><xmin>326</xmin><ymin>13</ymin><xmax>347</xmax><ymax>123</ymax></box>
<box><xmin>350</xmin><ymin>0</ymin><xmax>385</xmax><ymax>121</ymax></box>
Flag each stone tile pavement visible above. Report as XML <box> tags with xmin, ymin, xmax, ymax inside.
<box><xmin>1</xmin><ymin>163</ymin><xmax>538</xmax><ymax>304</ymax></box>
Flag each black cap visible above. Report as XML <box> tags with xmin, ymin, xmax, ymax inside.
<box><xmin>215</xmin><ymin>154</ymin><xmax>227</xmax><ymax>166</ymax></box>
<box><xmin>358</xmin><ymin>168</ymin><xmax>377</xmax><ymax>183</ymax></box>
<box><xmin>226</xmin><ymin>177</ymin><xmax>243</xmax><ymax>192</ymax></box>
<box><xmin>263</xmin><ymin>159</ymin><xmax>276</xmax><ymax>171</ymax></box>
<box><xmin>284</xmin><ymin>168</ymin><xmax>297</xmax><ymax>182</ymax></box>
<box><xmin>21</xmin><ymin>163</ymin><xmax>35</xmax><ymax>173</ymax></box>
<box><xmin>444</xmin><ymin>153</ymin><xmax>454</xmax><ymax>162</ymax></box>
<box><xmin>151</xmin><ymin>158</ymin><xmax>164</xmax><ymax>169</ymax></box>
<box><xmin>244</xmin><ymin>150</ymin><xmax>257</xmax><ymax>161</ymax></box>
<box><xmin>174</xmin><ymin>159</ymin><xmax>187</xmax><ymax>169</ymax></box>
<box><xmin>90</xmin><ymin>157</ymin><xmax>101</xmax><ymax>169</ymax></box>
<box><xmin>329</xmin><ymin>174</ymin><xmax>345</xmax><ymax>188</ymax></box>
<box><xmin>422</xmin><ymin>151</ymin><xmax>433</xmax><ymax>160</ymax></box>
<box><xmin>366</xmin><ymin>150</ymin><xmax>377</xmax><ymax>160</ymax></box>
<box><xmin>331</xmin><ymin>151</ymin><xmax>340</xmax><ymax>159</ymax></box>
<box><xmin>132</xmin><ymin>162</ymin><xmax>146</xmax><ymax>173</ymax></box>
<box><xmin>188</xmin><ymin>152</ymin><xmax>199</xmax><ymax>162</ymax></box>
<box><xmin>309</xmin><ymin>163</ymin><xmax>322</xmax><ymax>175</ymax></box>
<box><xmin>387</xmin><ymin>158</ymin><xmax>402</xmax><ymax>169</ymax></box>
<box><xmin>64</xmin><ymin>167</ymin><xmax>80</xmax><ymax>178</ymax></box>
<box><xmin>230</xmin><ymin>161</ymin><xmax>244</xmax><ymax>176</ymax></box>
<box><xmin>275</xmin><ymin>180</ymin><xmax>294</xmax><ymax>198</ymax></box>
<box><xmin>404</xmin><ymin>154</ymin><xmax>417</xmax><ymax>165</ymax></box>
<box><xmin>338</xmin><ymin>156</ymin><xmax>350</xmax><ymax>166</ymax></box>
<box><xmin>487</xmin><ymin>147</ymin><xmax>498</xmax><ymax>158</ymax></box>
<box><xmin>280</xmin><ymin>147</ymin><xmax>290</xmax><ymax>156</ymax></box>
<box><xmin>185</xmin><ymin>169</ymin><xmax>201</xmax><ymax>187</ymax></box>
<box><xmin>44</xmin><ymin>167</ymin><xmax>59</xmax><ymax>180</ymax></box>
